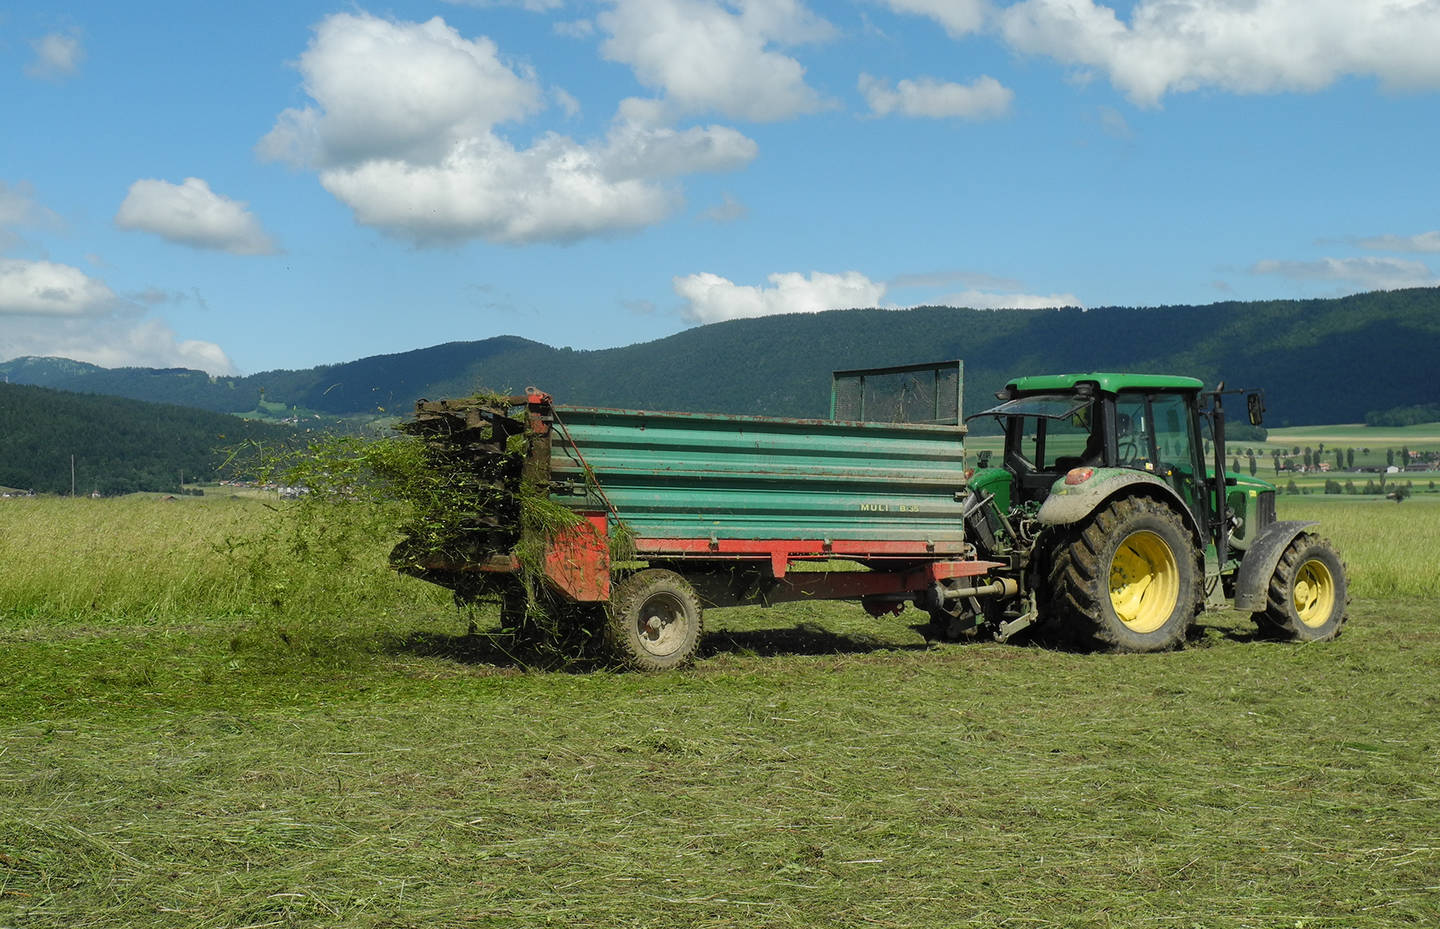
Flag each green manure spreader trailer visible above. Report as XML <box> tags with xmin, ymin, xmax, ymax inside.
<box><xmin>395</xmin><ymin>361</ymin><xmax>1347</xmax><ymax>670</ymax></box>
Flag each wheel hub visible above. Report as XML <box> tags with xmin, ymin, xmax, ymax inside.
<box><xmin>1293</xmin><ymin>559</ymin><xmax>1336</xmax><ymax>628</ymax></box>
<box><xmin>1108</xmin><ymin>530</ymin><xmax>1180</xmax><ymax>634</ymax></box>
<box><xmin>636</xmin><ymin>594</ymin><xmax>686</xmax><ymax>656</ymax></box>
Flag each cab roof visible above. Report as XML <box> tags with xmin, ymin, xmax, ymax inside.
<box><xmin>1007</xmin><ymin>372</ymin><xmax>1204</xmax><ymax>394</ymax></box>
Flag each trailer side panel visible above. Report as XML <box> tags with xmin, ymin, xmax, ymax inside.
<box><xmin>549</xmin><ymin>406</ymin><xmax>969</xmax><ymax>546</ymax></box>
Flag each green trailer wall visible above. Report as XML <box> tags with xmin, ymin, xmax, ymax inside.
<box><xmin>548</xmin><ymin>406</ymin><xmax>970</xmax><ymax>545</ymax></box>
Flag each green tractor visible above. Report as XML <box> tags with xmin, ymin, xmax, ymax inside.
<box><xmin>938</xmin><ymin>372</ymin><xmax>1348</xmax><ymax>651</ymax></box>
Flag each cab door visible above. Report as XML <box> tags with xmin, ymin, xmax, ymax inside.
<box><xmin>1114</xmin><ymin>390</ymin><xmax>1209</xmax><ymax>534</ymax></box>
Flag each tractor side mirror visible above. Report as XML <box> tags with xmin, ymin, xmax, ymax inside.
<box><xmin>1246</xmin><ymin>392</ymin><xmax>1265</xmax><ymax>427</ymax></box>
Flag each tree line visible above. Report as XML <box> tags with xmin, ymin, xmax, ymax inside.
<box><xmin>0</xmin><ymin>384</ymin><xmax>299</xmax><ymax>495</ymax></box>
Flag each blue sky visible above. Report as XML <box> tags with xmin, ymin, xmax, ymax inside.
<box><xmin>2</xmin><ymin>0</ymin><xmax>1438</xmax><ymax>375</ymax></box>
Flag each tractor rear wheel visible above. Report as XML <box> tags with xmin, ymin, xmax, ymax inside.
<box><xmin>1255</xmin><ymin>533</ymin><xmax>1347</xmax><ymax>641</ymax></box>
<box><xmin>1048</xmin><ymin>496</ymin><xmax>1201</xmax><ymax>652</ymax></box>
<box><xmin>607</xmin><ymin>569</ymin><xmax>704</xmax><ymax>671</ymax></box>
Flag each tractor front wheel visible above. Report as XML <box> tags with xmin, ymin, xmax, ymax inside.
<box><xmin>1048</xmin><ymin>496</ymin><xmax>1201</xmax><ymax>652</ymax></box>
<box><xmin>1255</xmin><ymin>534</ymin><xmax>1347</xmax><ymax>641</ymax></box>
<box><xmin>607</xmin><ymin>569</ymin><xmax>704</xmax><ymax>671</ymax></box>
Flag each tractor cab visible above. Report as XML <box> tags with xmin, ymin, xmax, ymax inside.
<box><xmin>974</xmin><ymin>374</ymin><xmax>1214</xmax><ymax>530</ymax></box>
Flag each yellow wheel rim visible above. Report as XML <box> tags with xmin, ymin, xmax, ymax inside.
<box><xmin>1293</xmin><ymin>559</ymin><xmax>1336</xmax><ymax>628</ymax></box>
<box><xmin>1108</xmin><ymin>530</ymin><xmax>1180</xmax><ymax>634</ymax></box>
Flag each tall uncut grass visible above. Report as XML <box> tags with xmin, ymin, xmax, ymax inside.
<box><xmin>0</xmin><ymin>496</ymin><xmax>447</xmax><ymax>625</ymax></box>
<box><xmin>0</xmin><ymin>495</ymin><xmax>1430</xmax><ymax>628</ymax></box>
<box><xmin>1277</xmin><ymin>496</ymin><xmax>1440</xmax><ymax>599</ymax></box>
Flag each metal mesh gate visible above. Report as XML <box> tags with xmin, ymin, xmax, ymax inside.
<box><xmin>830</xmin><ymin>360</ymin><xmax>963</xmax><ymax>425</ymax></box>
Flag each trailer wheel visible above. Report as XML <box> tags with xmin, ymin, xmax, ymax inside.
<box><xmin>1048</xmin><ymin>495</ymin><xmax>1200</xmax><ymax>652</ymax></box>
<box><xmin>1255</xmin><ymin>533</ymin><xmax>1347</xmax><ymax>642</ymax></box>
<box><xmin>607</xmin><ymin>569</ymin><xmax>704</xmax><ymax>671</ymax></box>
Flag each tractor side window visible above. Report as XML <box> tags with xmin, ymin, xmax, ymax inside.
<box><xmin>1115</xmin><ymin>393</ymin><xmax>1150</xmax><ymax>467</ymax></box>
<box><xmin>1043</xmin><ymin>404</ymin><xmax>1093</xmax><ymax>467</ymax></box>
<box><xmin>1150</xmin><ymin>392</ymin><xmax>1204</xmax><ymax>511</ymax></box>
<box><xmin>1150</xmin><ymin>394</ymin><xmax>1193</xmax><ymax>469</ymax></box>
<box><xmin>1117</xmin><ymin>390</ymin><xmax>1204</xmax><ymax>513</ymax></box>
<box><xmin>1014</xmin><ymin>405</ymin><xmax>1096</xmax><ymax>471</ymax></box>
<box><xmin>1015</xmin><ymin>416</ymin><xmax>1040</xmax><ymax>469</ymax></box>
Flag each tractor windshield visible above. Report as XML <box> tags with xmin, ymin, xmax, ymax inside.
<box><xmin>974</xmin><ymin>393</ymin><xmax>1100</xmax><ymax>475</ymax></box>
<box><xmin>973</xmin><ymin>394</ymin><xmax>1090</xmax><ymax>422</ymax></box>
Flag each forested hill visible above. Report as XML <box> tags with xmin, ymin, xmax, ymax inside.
<box><xmin>3</xmin><ymin>287</ymin><xmax>1438</xmax><ymax>428</ymax></box>
<box><xmin>0</xmin><ymin>384</ymin><xmax>298</xmax><ymax>495</ymax></box>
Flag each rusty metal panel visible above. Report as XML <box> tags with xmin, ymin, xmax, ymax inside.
<box><xmin>543</xmin><ymin>514</ymin><xmax>611</xmax><ymax>601</ymax></box>
<box><xmin>549</xmin><ymin>406</ymin><xmax>968</xmax><ymax>543</ymax></box>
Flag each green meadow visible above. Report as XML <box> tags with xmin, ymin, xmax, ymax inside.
<box><xmin>2</xmin><ymin>492</ymin><xmax>1437</xmax><ymax>928</ymax></box>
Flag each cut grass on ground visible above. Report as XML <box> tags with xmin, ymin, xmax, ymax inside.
<box><xmin>2</xmin><ymin>496</ymin><xmax>1438</xmax><ymax>927</ymax></box>
<box><xmin>3</xmin><ymin>600</ymin><xmax>1437</xmax><ymax>928</ymax></box>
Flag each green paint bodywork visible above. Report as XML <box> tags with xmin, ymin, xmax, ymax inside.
<box><xmin>1007</xmin><ymin>372</ymin><xmax>1204</xmax><ymax>394</ymax></box>
<box><xmin>1222</xmin><ymin>473</ymin><xmax>1277</xmax><ymax>551</ymax></box>
<box><xmin>549</xmin><ymin>405</ymin><xmax>970</xmax><ymax>544</ymax></box>
<box><xmin>966</xmin><ymin>466</ymin><xmax>1012</xmax><ymax>514</ymax></box>
<box><xmin>1229</xmin><ymin>473</ymin><xmax>1276</xmax><ymax>495</ymax></box>
<box><xmin>1036</xmin><ymin>468</ymin><xmax>1202</xmax><ymax>542</ymax></box>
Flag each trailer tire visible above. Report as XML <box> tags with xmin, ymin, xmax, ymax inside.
<box><xmin>1048</xmin><ymin>495</ymin><xmax>1200</xmax><ymax>652</ymax></box>
<box><xmin>1255</xmin><ymin>533</ymin><xmax>1347</xmax><ymax>642</ymax></box>
<box><xmin>607</xmin><ymin>569</ymin><xmax>704</xmax><ymax>671</ymax></box>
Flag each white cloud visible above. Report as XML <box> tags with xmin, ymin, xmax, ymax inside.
<box><xmin>1251</xmin><ymin>256</ymin><xmax>1439</xmax><ymax>290</ymax></box>
<box><xmin>25</xmin><ymin>31</ymin><xmax>85</xmax><ymax>81</ymax></box>
<box><xmin>259</xmin><ymin>11</ymin><xmax>756</xmax><ymax>245</ymax></box>
<box><xmin>257</xmin><ymin>13</ymin><xmax>543</xmax><ymax>169</ymax></box>
<box><xmin>319</xmin><ymin>138</ymin><xmax>678</xmax><ymax>245</ymax></box>
<box><xmin>1354</xmin><ymin>231</ymin><xmax>1440</xmax><ymax>253</ymax></box>
<box><xmin>598</xmin><ymin>0</ymin><xmax>834</xmax><ymax>122</ymax></box>
<box><xmin>0</xmin><ymin>191</ymin><xmax>235</xmax><ymax>373</ymax></box>
<box><xmin>931</xmin><ymin>288</ymin><xmax>1081</xmax><ymax>309</ymax></box>
<box><xmin>888</xmin><ymin>269</ymin><xmax>1081</xmax><ymax>308</ymax></box>
<box><xmin>115</xmin><ymin>178</ymin><xmax>278</xmax><ymax>255</ymax></box>
<box><xmin>318</xmin><ymin>120</ymin><xmax>755</xmax><ymax>245</ymax></box>
<box><xmin>0</xmin><ymin>316</ymin><xmax>235</xmax><ymax>375</ymax></box>
<box><xmin>553</xmin><ymin>87</ymin><xmax>582</xmax><ymax>117</ymax></box>
<box><xmin>674</xmin><ymin>270</ymin><xmax>887</xmax><ymax>324</ymax></box>
<box><xmin>675</xmin><ymin>267</ymin><xmax>1082</xmax><ymax>323</ymax></box>
<box><xmin>442</xmin><ymin>0</ymin><xmax>565</xmax><ymax>11</ymax></box>
<box><xmin>0</xmin><ymin>259</ymin><xmax>117</xmax><ymax>316</ymax></box>
<box><xmin>859</xmin><ymin>73</ymin><xmax>1012</xmax><ymax>119</ymax></box>
<box><xmin>879</xmin><ymin>0</ymin><xmax>991</xmax><ymax>38</ymax></box>
<box><xmin>998</xmin><ymin>0</ymin><xmax>1440</xmax><ymax>106</ymax></box>
<box><xmin>600</xmin><ymin>121</ymin><xmax>757</xmax><ymax>179</ymax></box>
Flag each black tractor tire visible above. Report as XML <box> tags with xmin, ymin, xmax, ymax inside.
<box><xmin>1048</xmin><ymin>495</ymin><xmax>1201</xmax><ymax>652</ymax></box>
<box><xmin>606</xmin><ymin>569</ymin><xmax>704</xmax><ymax>671</ymax></box>
<box><xmin>1255</xmin><ymin>533</ymin><xmax>1348</xmax><ymax>642</ymax></box>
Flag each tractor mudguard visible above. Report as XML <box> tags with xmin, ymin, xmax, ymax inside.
<box><xmin>1035</xmin><ymin>468</ymin><xmax>1202</xmax><ymax>543</ymax></box>
<box><xmin>1232</xmin><ymin>520</ymin><xmax>1320</xmax><ymax>612</ymax></box>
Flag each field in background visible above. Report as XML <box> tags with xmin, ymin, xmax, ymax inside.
<box><xmin>2</xmin><ymin>495</ymin><xmax>1437</xmax><ymax>927</ymax></box>
<box><xmin>966</xmin><ymin>421</ymin><xmax>1440</xmax><ymax>500</ymax></box>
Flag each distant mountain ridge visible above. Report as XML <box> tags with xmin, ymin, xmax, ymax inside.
<box><xmin>4</xmin><ymin>287</ymin><xmax>1438</xmax><ymax>428</ymax></box>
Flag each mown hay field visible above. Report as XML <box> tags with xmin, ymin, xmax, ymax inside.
<box><xmin>2</xmin><ymin>495</ymin><xmax>1437</xmax><ymax>928</ymax></box>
